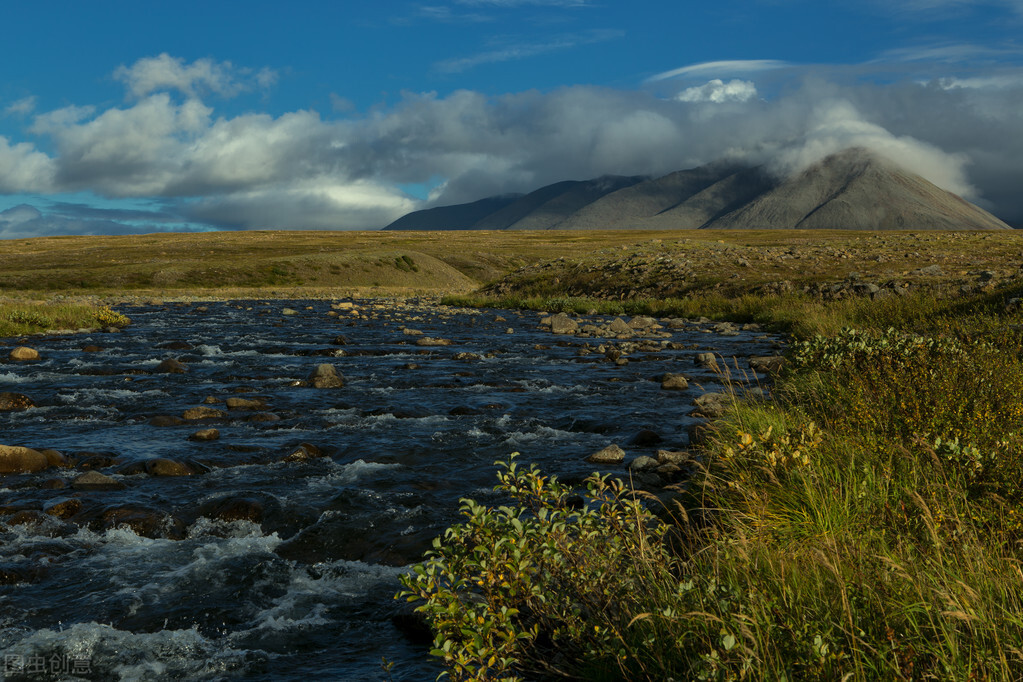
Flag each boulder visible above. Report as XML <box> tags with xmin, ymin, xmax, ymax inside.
<box><xmin>656</xmin><ymin>450</ymin><xmax>692</xmax><ymax>465</ymax></box>
<box><xmin>660</xmin><ymin>373</ymin><xmax>689</xmax><ymax>390</ymax></box>
<box><xmin>182</xmin><ymin>406</ymin><xmax>227</xmax><ymax>420</ymax></box>
<box><xmin>416</xmin><ymin>337</ymin><xmax>453</xmax><ymax>347</ymax></box>
<box><xmin>749</xmin><ymin>356</ymin><xmax>785</xmax><ymax>375</ymax></box>
<box><xmin>196</xmin><ymin>496</ymin><xmax>264</xmax><ymax>524</ymax></box>
<box><xmin>149</xmin><ymin>415</ymin><xmax>186</xmax><ymax>427</ymax></box>
<box><xmin>226</xmin><ymin>397</ymin><xmax>263</xmax><ymax>410</ymax></box>
<box><xmin>694</xmin><ymin>352</ymin><xmax>719</xmax><ymax>370</ymax></box>
<box><xmin>0</xmin><ymin>445</ymin><xmax>49</xmax><ymax>474</ymax></box>
<box><xmin>692</xmin><ymin>392</ymin><xmax>730</xmax><ymax>419</ymax></box>
<box><xmin>628</xmin><ymin>316</ymin><xmax>659</xmax><ymax>330</ymax></box>
<box><xmin>586</xmin><ymin>444</ymin><xmax>625</xmax><ymax>464</ymax></box>
<box><xmin>43</xmin><ymin>498</ymin><xmax>83</xmax><ymax>519</ymax></box>
<box><xmin>307</xmin><ymin>364</ymin><xmax>344</xmax><ymax>389</ymax></box>
<box><xmin>629</xmin><ymin>429</ymin><xmax>662</xmax><ymax>447</ymax></box>
<box><xmin>0</xmin><ymin>392</ymin><xmax>35</xmax><ymax>411</ymax></box>
<box><xmin>189</xmin><ymin>428</ymin><xmax>220</xmax><ymax>442</ymax></box>
<box><xmin>608</xmin><ymin>317</ymin><xmax>633</xmax><ymax>336</ymax></box>
<box><xmin>8</xmin><ymin>347</ymin><xmax>39</xmax><ymax>362</ymax></box>
<box><xmin>549</xmin><ymin>313</ymin><xmax>579</xmax><ymax>335</ymax></box>
<box><xmin>71</xmin><ymin>471</ymin><xmax>126</xmax><ymax>491</ymax></box>
<box><xmin>155</xmin><ymin>358</ymin><xmax>187</xmax><ymax>374</ymax></box>
<box><xmin>629</xmin><ymin>455</ymin><xmax>660</xmax><ymax>472</ymax></box>
<box><xmin>146</xmin><ymin>459</ymin><xmax>197</xmax><ymax>476</ymax></box>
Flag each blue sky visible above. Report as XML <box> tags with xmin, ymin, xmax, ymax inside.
<box><xmin>1</xmin><ymin>0</ymin><xmax>1023</xmax><ymax>237</ymax></box>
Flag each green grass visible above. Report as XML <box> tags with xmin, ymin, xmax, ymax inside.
<box><xmin>0</xmin><ymin>301</ymin><xmax>130</xmax><ymax>336</ymax></box>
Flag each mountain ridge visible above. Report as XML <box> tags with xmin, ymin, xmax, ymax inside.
<box><xmin>384</xmin><ymin>148</ymin><xmax>1012</xmax><ymax>231</ymax></box>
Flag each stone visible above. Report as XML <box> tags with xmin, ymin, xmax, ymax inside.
<box><xmin>629</xmin><ymin>455</ymin><xmax>660</xmax><ymax>472</ymax></box>
<box><xmin>661</xmin><ymin>373</ymin><xmax>689</xmax><ymax>390</ymax></box>
<box><xmin>226</xmin><ymin>397</ymin><xmax>263</xmax><ymax>410</ymax></box>
<box><xmin>9</xmin><ymin>347</ymin><xmax>39</xmax><ymax>362</ymax></box>
<box><xmin>197</xmin><ymin>496</ymin><xmax>264</xmax><ymax>523</ymax></box>
<box><xmin>155</xmin><ymin>358</ymin><xmax>187</xmax><ymax>374</ymax></box>
<box><xmin>692</xmin><ymin>392</ymin><xmax>730</xmax><ymax>419</ymax></box>
<box><xmin>43</xmin><ymin>498</ymin><xmax>83</xmax><ymax>519</ymax></box>
<box><xmin>586</xmin><ymin>444</ymin><xmax>625</xmax><ymax>464</ymax></box>
<box><xmin>627</xmin><ymin>316</ymin><xmax>659</xmax><ymax>330</ymax></box>
<box><xmin>71</xmin><ymin>471</ymin><xmax>126</xmax><ymax>491</ymax></box>
<box><xmin>149</xmin><ymin>415</ymin><xmax>186</xmax><ymax>427</ymax></box>
<box><xmin>608</xmin><ymin>318</ymin><xmax>633</xmax><ymax>335</ymax></box>
<box><xmin>0</xmin><ymin>445</ymin><xmax>49</xmax><ymax>474</ymax></box>
<box><xmin>749</xmin><ymin>356</ymin><xmax>785</xmax><ymax>375</ymax></box>
<box><xmin>307</xmin><ymin>364</ymin><xmax>344</xmax><ymax>388</ymax></box>
<box><xmin>416</xmin><ymin>337</ymin><xmax>453</xmax><ymax>347</ymax></box>
<box><xmin>281</xmin><ymin>308</ymin><xmax>299</xmax><ymax>316</ymax></box>
<box><xmin>146</xmin><ymin>459</ymin><xmax>196</xmax><ymax>476</ymax></box>
<box><xmin>82</xmin><ymin>345</ymin><xmax>102</xmax><ymax>353</ymax></box>
<box><xmin>0</xmin><ymin>392</ymin><xmax>35</xmax><ymax>411</ymax></box>
<box><xmin>656</xmin><ymin>450</ymin><xmax>692</xmax><ymax>465</ymax></box>
<box><xmin>549</xmin><ymin>313</ymin><xmax>579</xmax><ymax>335</ymax></box>
<box><xmin>189</xmin><ymin>428</ymin><xmax>220</xmax><ymax>442</ymax></box>
<box><xmin>182</xmin><ymin>406</ymin><xmax>227</xmax><ymax>420</ymax></box>
<box><xmin>40</xmin><ymin>449</ymin><xmax>68</xmax><ymax>468</ymax></box>
<box><xmin>629</xmin><ymin>429</ymin><xmax>662</xmax><ymax>447</ymax></box>
<box><xmin>694</xmin><ymin>352</ymin><xmax>719</xmax><ymax>370</ymax></box>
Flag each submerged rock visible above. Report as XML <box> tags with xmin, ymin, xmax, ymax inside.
<box><xmin>71</xmin><ymin>471</ymin><xmax>126</xmax><ymax>491</ymax></box>
<box><xmin>0</xmin><ymin>392</ymin><xmax>35</xmax><ymax>411</ymax></box>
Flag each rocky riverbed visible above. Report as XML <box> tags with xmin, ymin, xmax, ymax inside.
<box><xmin>0</xmin><ymin>300</ymin><xmax>780</xmax><ymax>681</ymax></box>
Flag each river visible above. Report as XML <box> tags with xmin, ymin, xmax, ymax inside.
<box><xmin>0</xmin><ymin>300</ymin><xmax>779</xmax><ymax>681</ymax></box>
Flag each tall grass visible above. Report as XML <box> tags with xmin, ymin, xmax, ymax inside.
<box><xmin>406</xmin><ymin>284</ymin><xmax>1023</xmax><ymax>680</ymax></box>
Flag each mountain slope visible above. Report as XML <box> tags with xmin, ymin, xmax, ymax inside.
<box><xmin>385</xmin><ymin>194</ymin><xmax>523</xmax><ymax>231</ymax></box>
<box><xmin>705</xmin><ymin>148</ymin><xmax>1010</xmax><ymax>231</ymax></box>
<box><xmin>383</xmin><ymin>148</ymin><xmax>1012</xmax><ymax>231</ymax></box>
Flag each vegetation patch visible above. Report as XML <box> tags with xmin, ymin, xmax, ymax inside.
<box><xmin>0</xmin><ymin>302</ymin><xmax>130</xmax><ymax>336</ymax></box>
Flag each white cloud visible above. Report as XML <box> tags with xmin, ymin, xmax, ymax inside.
<box><xmin>0</xmin><ymin>136</ymin><xmax>55</xmax><ymax>193</ymax></box>
<box><xmin>768</xmin><ymin>99</ymin><xmax>976</xmax><ymax>198</ymax></box>
<box><xmin>675</xmin><ymin>79</ymin><xmax>758</xmax><ymax>103</ymax></box>
<box><xmin>113</xmin><ymin>53</ymin><xmax>278</xmax><ymax>100</ymax></box>
<box><xmin>647</xmin><ymin>60</ymin><xmax>790</xmax><ymax>83</ymax></box>
<box><xmin>4</xmin><ymin>96</ymin><xmax>37</xmax><ymax>116</ymax></box>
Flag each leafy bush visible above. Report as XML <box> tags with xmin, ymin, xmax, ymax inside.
<box><xmin>398</xmin><ymin>456</ymin><xmax>694</xmax><ymax>681</ymax></box>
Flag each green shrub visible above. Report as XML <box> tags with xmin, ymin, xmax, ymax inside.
<box><xmin>398</xmin><ymin>456</ymin><xmax>695</xmax><ymax>681</ymax></box>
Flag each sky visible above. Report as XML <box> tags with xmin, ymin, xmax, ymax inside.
<box><xmin>1</xmin><ymin>0</ymin><xmax>1023</xmax><ymax>238</ymax></box>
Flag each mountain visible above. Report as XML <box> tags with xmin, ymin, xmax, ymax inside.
<box><xmin>384</xmin><ymin>194</ymin><xmax>523</xmax><ymax>231</ymax></box>
<box><xmin>383</xmin><ymin>148</ymin><xmax>1012</xmax><ymax>231</ymax></box>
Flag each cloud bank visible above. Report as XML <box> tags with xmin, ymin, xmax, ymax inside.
<box><xmin>2</xmin><ymin>53</ymin><xmax>1023</xmax><ymax>235</ymax></box>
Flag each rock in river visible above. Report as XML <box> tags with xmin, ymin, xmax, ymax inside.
<box><xmin>0</xmin><ymin>392</ymin><xmax>35</xmax><ymax>411</ymax></box>
<box><xmin>9</xmin><ymin>347</ymin><xmax>40</xmax><ymax>362</ymax></box>
<box><xmin>586</xmin><ymin>444</ymin><xmax>625</xmax><ymax>464</ymax></box>
<box><xmin>0</xmin><ymin>445</ymin><xmax>49</xmax><ymax>474</ymax></box>
<box><xmin>307</xmin><ymin>364</ymin><xmax>344</xmax><ymax>388</ymax></box>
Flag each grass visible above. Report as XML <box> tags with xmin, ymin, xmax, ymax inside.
<box><xmin>404</xmin><ymin>281</ymin><xmax>1023</xmax><ymax>680</ymax></box>
<box><xmin>0</xmin><ymin>301</ymin><xmax>130</xmax><ymax>336</ymax></box>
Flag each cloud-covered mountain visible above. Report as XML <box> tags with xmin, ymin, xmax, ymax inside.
<box><xmin>385</xmin><ymin>148</ymin><xmax>1012</xmax><ymax>231</ymax></box>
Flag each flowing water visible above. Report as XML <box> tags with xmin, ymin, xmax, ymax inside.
<box><xmin>0</xmin><ymin>300</ymin><xmax>779</xmax><ymax>681</ymax></box>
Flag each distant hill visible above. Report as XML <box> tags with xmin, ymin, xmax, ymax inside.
<box><xmin>384</xmin><ymin>148</ymin><xmax>1012</xmax><ymax>231</ymax></box>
